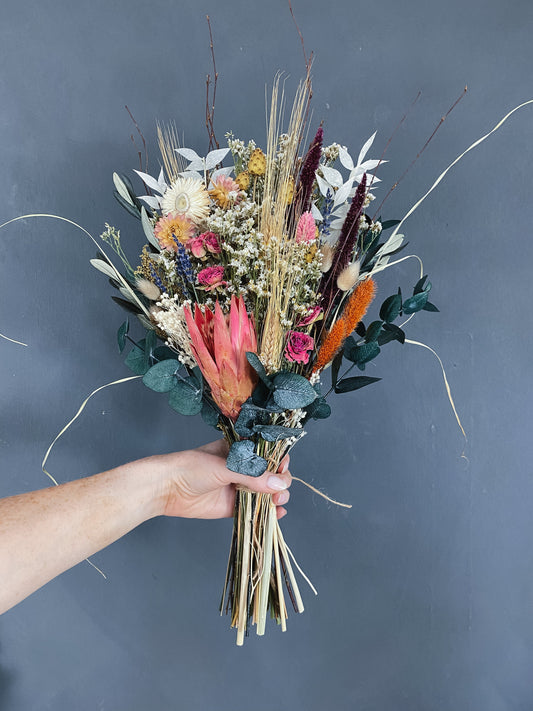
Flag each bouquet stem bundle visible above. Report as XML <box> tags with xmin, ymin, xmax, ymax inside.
<box><xmin>222</xmin><ymin>487</ymin><xmax>305</xmax><ymax>645</ymax></box>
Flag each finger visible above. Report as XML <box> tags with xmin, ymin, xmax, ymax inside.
<box><xmin>197</xmin><ymin>439</ymin><xmax>230</xmax><ymax>457</ymax></box>
<box><xmin>272</xmin><ymin>489</ymin><xmax>290</xmax><ymax>507</ymax></box>
<box><xmin>225</xmin><ymin>467</ymin><xmax>292</xmax><ymax>495</ymax></box>
<box><xmin>276</xmin><ymin>507</ymin><xmax>288</xmax><ymax>520</ymax></box>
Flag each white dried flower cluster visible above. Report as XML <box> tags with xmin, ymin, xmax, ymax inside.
<box><xmin>205</xmin><ymin>198</ymin><xmax>259</xmax><ymax>240</ymax></box>
<box><xmin>205</xmin><ymin>198</ymin><xmax>268</xmax><ymax>301</ymax></box>
<box><xmin>288</xmin><ymin>241</ymin><xmax>323</xmax><ymax>307</ymax></box>
<box><xmin>321</xmin><ymin>142</ymin><xmax>343</xmax><ymax>164</ymax></box>
<box><xmin>153</xmin><ymin>294</ymin><xmax>196</xmax><ymax>368</ymax></box>
<box><xmin>370</xmin><ymin>220</ymin><xmax>382</xmax><ymax>235</ymax></box>
<box><xmin>364</xmin><ymin>192</ymin><xmax>375</xmax><ymax>207</ymax></box>
<box><xmin>101</xmin><ymin>222</ymin><xmax>120</xmax><ymax>243</ymax></box>
<box><xmin>226</xmin><ymin>133</ymin><xmax>257</xmax><ymax>169</ymax></box>
<box><xmin>309</xmin><ymin>371</ymin><xmax>321</xmax><ymax>385</ymax></box>
<box><xmin>275</xmin><ymin>133</ymin><xmax>293</xmax><ymax>164</ymax></box>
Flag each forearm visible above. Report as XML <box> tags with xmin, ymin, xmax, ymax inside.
<box><xmin>0</xmin><ymin>458</ymin><xmax>165</xmax><ymax>614</ymax></box>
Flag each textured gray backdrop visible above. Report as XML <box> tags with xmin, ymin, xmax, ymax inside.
<box><xmin>1</xmin><ymin>0</ymin><xmax>533</xmax><ymax>709</ymax></box>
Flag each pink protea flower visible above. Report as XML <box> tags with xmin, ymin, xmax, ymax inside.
<box><xmin>197</xmin><ymin>266</ymin><xmax>228</xmax><ymax>291</ymax></box>
<box><xmin>284</xmin><ymin>330</ymin><xmax>315</xmax><ymax>365</ymax></box>
<box><xmin>295</xmin><ymin>211</ymin><xmax>316</xmax><ymax>244</ymax></box>
<box><xmin>297</xmin><ymin>305</ymin><xmax>323</xmax><ymax>327</ymax></box>
<box><xmin>183</xmin><ymin>296</ymin><xmax>258</xmax><ymax>421</ymax></box>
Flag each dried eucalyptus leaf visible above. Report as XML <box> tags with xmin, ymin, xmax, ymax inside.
<box><xmin>226</xmin><ymin>440</ymin><xmax>268</xmax><ymax>478</ymax></box>
<box><xmin>142</xmin><ymin>359</ymin><xmax>180</xmax><ymax>393</ymax></box>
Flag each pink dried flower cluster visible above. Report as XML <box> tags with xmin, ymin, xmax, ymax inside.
<box><xmin>188</xmin><ymin>231</ymin><xmax>221</xmax><ymax>258</ymax></box>
<box><xmin>295</xmin><ymin>211</ymin><xmax>316</xmax><ymax>244</ymax></box>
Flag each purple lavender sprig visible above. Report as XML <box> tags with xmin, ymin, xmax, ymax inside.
<box><xmin>149</xmin><ymin>264</ymin><xmax>165</xmax><ymax>292</ymax></box>
<box><xmin>319</xmin><ymin>188</ymin><xmax>334</xmax><ymax>238</ymax></box>
<box><xmin>175</xmin><ymin>241</ymin><xmax>195</xmax><ymax>284</ymax></box>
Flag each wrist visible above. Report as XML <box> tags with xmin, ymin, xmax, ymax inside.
<box><xmin>126</xmin><ymin>451</ymin><xmax>188</xmax><ymax>519</ymax></box>
<box><xmin>114</xmin><ymin>454</ymin><xmax>173</xmax><ymax>522</ymax></box>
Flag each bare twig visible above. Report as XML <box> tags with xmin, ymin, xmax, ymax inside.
<box><xmin>367</xmin><ymin>90</ymin><xmax>422</xmax><ymax>192</ymax></box>
<box><xmin>371</xmin><ymin>87</ymin><xmax>468</xmax><ymax>220</ymax></box>
<box><xmin>125</xmin><ymin>105</ymin><xmax>148</xmax><ymax>173</ymax></box>
<box><xmin>205</xmin><ymin>15</ymin><xmax>220</xmax><ymax>150</ymax></box>
<box><xmin>288</xmin><ymin>0</ymin><xmax>310</xmax><ymax>71</ymax></box>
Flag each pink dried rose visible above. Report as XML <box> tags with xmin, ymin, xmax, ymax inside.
<box><xmin>202</xmin><ymin>231</ymin><xmax>222</xmax><ymax>254</ymax></box>
<box><xmin>197</xmin><ymin>265</ymin><xmax>228</xmax><ymax>291</ymax></box>
<box><xmin>187</xmin><ymin>231</ymin><xmax>222</xmax><ymax>258</ymax></box>
<box><xmin>284</xmin><ymin>330</ymin><xmax>315</xmax><ymax>365</ymax></box>
<box><xmin>297</xmin><ymin>305</ymin><xmax>323</xmax><ymax>327</ymax></box>
<box><xmin>295</xmin><ymin>211</ymin><xmax>316</xmax><ymax>244</ymax></box>
<box><xmin>188</xmin><ymin>235</ymin><xmax>207</xmax><ymax>258</ymax></box>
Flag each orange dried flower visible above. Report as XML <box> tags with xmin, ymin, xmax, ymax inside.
<box><xmin>312</xmin><ymin>319</ymin><xmax>346</xmax><ymax>373</ymax></box>
<box><xmin>312</xmin><ymin>278</ymin><xmax>376</xmax><ymax>373</ymax></box>
<box><xmin>154</xmin><ymin>212</ymin><xmax>195</xmax><ymax>251</ymax></box>
<box><xmin>341</xmin><ymin>278</ymin><xmax>376</xmax><ymax>335</ymax></box>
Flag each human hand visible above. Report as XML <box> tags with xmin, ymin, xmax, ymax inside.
<box><xmin>146</xmin><ymin>440</ymin><xmax>292</xmax><ymax>520</ymax></box>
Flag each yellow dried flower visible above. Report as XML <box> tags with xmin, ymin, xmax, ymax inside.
<box><xmin>209</xmin><ymin>185</ymin><xmax>231</xmax><ymax>209</ymax></box>
<box><xmin>305</xmin><ymin>244</ymin><xmax>318</xmax><ymax>263</ymax></box>
<box><xmin>248</xmin><ymin>148</ymin><xmax>266</xmax><ymax>176</ymax></box>
<box><xmin>235</xmin><ymin>171</ymin><xmax>250</xmax><ymax>190</ymax></box>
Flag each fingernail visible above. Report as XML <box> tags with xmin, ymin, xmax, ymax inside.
<box><xmin>277</xmin><ymin>491</ymin><xmax>289</xmax><ymax>505</ymax></box>
<box><xmin>268</xmin><ymin>476</ymin><xmax>288</xmax><ymax>491</ymax></box>
<box><xmin>281</xmin><ymin>460</ymin><xmax>289</xmax><ymax>473</ymax></box>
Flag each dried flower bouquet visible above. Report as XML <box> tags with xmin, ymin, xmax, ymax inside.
<box><xmin>93</xmin><ymin>74</ymin><xmax>439</xmax><ymax>645</ymax></box>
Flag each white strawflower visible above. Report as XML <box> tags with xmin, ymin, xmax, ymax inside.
<box><xmin>161</xmin><ymin>177</ymin><xmax>210</xmax><ymax>223</ymax></box>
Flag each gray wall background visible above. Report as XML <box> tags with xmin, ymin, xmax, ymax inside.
<box><xmin>1</xmin><ymin>0</ymin><xmax>533</xmax><ymax>709</ymax></box>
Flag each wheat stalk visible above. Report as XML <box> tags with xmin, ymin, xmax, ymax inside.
<box><xmin>258</xmin><ymin>74</ymin><xmax>311</xmax><ymax>372</ymax></box>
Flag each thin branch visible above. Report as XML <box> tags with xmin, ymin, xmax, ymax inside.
<box><xmin>367</xmin><ymin>90</ymin><xmax>422</xmax><ymax>192</ymax></box>
<box><xmin>287</xmin><ymin>0</ymin><xmax>313</xmax><ymax>128</ymax></box>
<box><xmin>205</xmin><ymin>15</ymin><xmax>220</xmax><ymax>150</ymax></box>
<box><xmin>288</xmin><ymin>0</ymin><xmax>310</xmax><ymax>71</ymax></box>
<box><xmin>371</xmin><ymin>86</ymin><xmax>468</xmax><ymax>220</ymax></box>
<box><xmin>125</xmin><ymin>105</ymin><xmax>148</xmax><ymax>173</ymax></box>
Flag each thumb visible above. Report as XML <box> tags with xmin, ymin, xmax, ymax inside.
<box><xmin>223</xmin><ymin>454</ymin><xmax>292</xmax><ymax>495</ymax></box>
